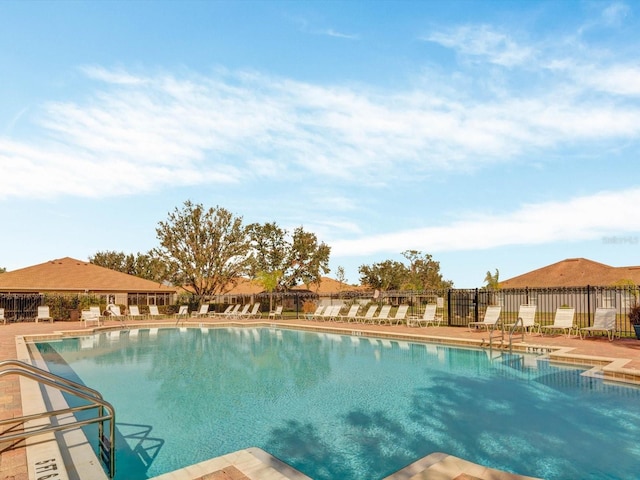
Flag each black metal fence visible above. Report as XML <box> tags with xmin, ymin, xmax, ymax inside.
<box><xmin>2</xmin><ymin>286</ymin><xmax>639</xmax><ymax>337</ymax></box>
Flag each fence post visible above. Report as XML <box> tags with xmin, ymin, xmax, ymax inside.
<box><xmin>447</xmin><ymin>289</ymin><xmax>452</xmax><ymax>326</ymax></box>
<box><xmin>587</xmin><ymin>285</ymin><xmax>592</xmax><ymax>326</ymax></box>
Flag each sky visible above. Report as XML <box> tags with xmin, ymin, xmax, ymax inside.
<box><xmin>2</xmin><ymin>0</ymin><xmax>640</xmax><ymax>288</ymax></box>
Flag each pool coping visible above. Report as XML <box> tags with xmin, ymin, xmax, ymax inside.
<box><xmin>14</xmin><ymin>321</ymin><xmax>640</xmax><ymax>480</ymax></box>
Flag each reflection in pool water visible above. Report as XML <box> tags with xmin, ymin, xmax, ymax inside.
<box><xmin>36</xmin><ymin>327</ymin><xmax>640</xmax><ymax>480</ymax></box>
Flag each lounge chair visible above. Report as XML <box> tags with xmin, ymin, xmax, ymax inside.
<box><xmin>149</xmin><ymin>305</ymin><xmax>164</xmax><ymax>319</ymax></box>
<box><xmin>356</xmin><ymin>305</ymin><xmax>378</xmax><ymax>323</ymax></box>
<box><xmin>128</xmin><ymin>305</ymin><xmax>145</xmax><ymax>320</ymax></box>
<box><xmin>340</xmin><ymin>305</ymin><xmax>360</xmax><ymax>323</ymax></box>
<box><xmin>234</xmin><ymin>304</ymin><xmax>252</xmax><ymax>319</ymax></box>
<box><xmin>268</xmin><ymin>305</ymin><xmax>283</xmax><ymax>319</ymax></box>
<box><xmin>579</xmin><ymin>307</ymin><xmax>618</xmax><ymax>341</ymax></box>
<box><xmin>82</xmin><ymin>308</ymin><xmax>101</xmax><ymax>327</ymax></box>
<box><xmin>216</xmin><ymin>305</ymin><xmax>234</xmax><ymax>317</ymax></box>
<box><xmin>468</xmin><ymin>306</ymin><xmax>502</xmax><ymax>332</ymax></box>
<box><xmin>216</xmin><ymin>304</ymin><xmax>241</xmax><ymax>318</ymax></box>
<box><xmin>246</xmin><ymin>303</ymin><xmax>261</xmax><ymax>318</ymax></box>
<box><xmin>176</xmin><ymin>305</ymin><xmax>189</xmax><ymax>318</ymax></box>
<box><xmin>375</xmin><ymin>305</ymin><xmax>393</xmax><ymax>325</ymax></box>
<box><xmin>106</xmin><ymin>304</ymin><xmax>124</xmax><ymax>318</ymax></box>
<box><xmin>390</xmin><ymin>305</ymin><xmax>409</xmax><ymax>325</ymax></box>
<box><xmin>540</xmin><ymin>307</ymin><xmax>576</xmax><ymax>337</ymax></box>
<box><xmin>0</xmin><ymin>308</ymin><xmax>5</xmax><ymax>325</ymax></box>
<box><xmin>408</xmin><ymin>304</ymin><xmax>436</xmax><ymax>327</ymax></box>
<box><xmin>505</xmin><ymin>305</ymin><xmax>537</xmax><ymax>333</ymax></box>
<box><xmin>307</xmin><ymin>305</ymin><xmax>325</xmax><ymax>320</ymax></box>
<box><xmin>35</xmin><ymin>306</ymin><xmax>53</xmax><ymax>323</ymax></box>
<box><xmin>319</xmin><ymin>305</ymin><xmax>340</xmax><ymax>321</ymax></box>
<box><xmin>191</xmin><ymin>304</ymin><xmax>210</xmax><ymax>318</ymax></box>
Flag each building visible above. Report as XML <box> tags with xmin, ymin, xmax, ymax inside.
<box><xmin>0</xmin><ymin>257</ymin><xmax>177</xmax><ymax>310</ymax></box>
<box><xmin>500</xmin><ymin>258</ymin><xmax>640</xmax><ymax>288</ymax></box>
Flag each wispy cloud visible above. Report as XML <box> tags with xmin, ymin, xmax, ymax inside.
<box><xmin>1</xmin><ymin>53</ymin><xmax>640</xmax><ymax>202</ymax></box>
<box><xmin>331</xmin><ymin>187</ymin><xmax>640</xmax><ymax>256</ymax></box>
<box><xmin>424</xmin><ymin>25</ymin><xmax>534</xmax><ymax>67</ymax></box>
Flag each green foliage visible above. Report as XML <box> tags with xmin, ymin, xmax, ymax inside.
<box><xmin>359</xmin><ymin>250</ymin><xmax>452</xmax><ymax>291</ymax></box>
<box><xmin>152</xmin><ymin>201</ymin><xmax>251</xmax><ymax>296</ymax></box>
<box><xmin>90</xmin><ymin>250</ymin><xmax>169</xmax><ymax>283</ymax></box>
<box><xmin>247</xmin><ymin>222</ymin><xmax>331</xmax><ymax>290</ymax></box>
<box><xmin>484</xmin><ymin>268</ymin><xmax>500</xmax><ymax>289</ymax></box>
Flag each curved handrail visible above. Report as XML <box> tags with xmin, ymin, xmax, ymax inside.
<box><xmin>0</xmin><ymin>359</ymin><xmax>116</xmax><ymax>478</ymax></box>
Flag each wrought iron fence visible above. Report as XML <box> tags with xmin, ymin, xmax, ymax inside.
<box><xmin>2</xmin><ymin>285</ymin><xmax>639</xmax><ymax>337</ymax></box>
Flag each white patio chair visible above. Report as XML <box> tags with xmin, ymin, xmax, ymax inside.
<box><xmin>540</xmin><ymin>307</ymin><xmax>576</xmax><ymax>337</ymax></box>
<box><xmin>579</xmin><ymin>307</ymin><xmax>618</xmax><ymax>341</ymax></box>
<box><xmin>468</xmin><ymin>306</ymin><xmax>502</xmax><ymax>332</ymax></box>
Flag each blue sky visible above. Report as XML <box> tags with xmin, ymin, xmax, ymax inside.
<box><xmin>2</xmin><ymin>0</ymin><xmax>640</xmax><ymax>287</ymax></box>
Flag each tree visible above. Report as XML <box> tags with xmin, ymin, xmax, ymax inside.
<box><xmin>402</xmin><ymin>250</ymin><xmax>453</xmax><ymax>290</ymax></box>
<box><xmin>90</xmin><ymin>251</ymin><xmax>169</xmax><ymax>283</ymax></box>
<box><xmin>336</xmin><ymin>266</ymin><xmax>347</xmax><ymax>292</ymax></box>
<box><xmin>358</xmin><ymin>260</ymin><xmax>408</xmax><ymax>291</ymax></box>
<box><xmin>0</xmin><ymin>267</ymin><xmax>6</xmax><ymax>274</ymax></box>
<box><xmin>247</xmin><ymin>222</ymin><xmax>331</xmax><ymax>290</ymax></box>
<box><xmin>484</xmin><ymin>268</ymin><xmax>500</xmax><ymax>289</ymax></box>
<box><xmin>152</xmin><ymin>201</ymin><xmax>251</xmax><ymax>296</ymax></box>
<box><xmin>255</xmin><ymin>269</ymin><xmax>282</xmax><ymax>311</ymax></box>
<box><xmin>359</xmin><ymin>251</ymin><xmax>452</xmax><ymax>291</ymax></box>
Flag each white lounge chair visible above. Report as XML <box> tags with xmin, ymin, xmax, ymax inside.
<box><xmin>268</xmin><ymin>305</ymin><xmax>283</xmax><ymax>319</ymax></box>
<box><xmin>408</xmin><ymin>304</ymin><xmax>442</xmax><ymax>327</ymax></box>
<box><xmin>176</xmin><ymin>305</ymin><xmax>189</xmax><ymax>318</ymax></box>
<box><xmin>82</xmin><ymin>308</ymin><xmax>101</xmax><ymax>327</ymax></box>
<box><xmin>35</xmin><ymin>306</ymin><xmax>53</xmax><ymax>323</ymax></box>
<box><xmin>579</xmin><ymin>307</ymin><xmax>618</xmax><ymax>341</ymax></box>
<box><xmin>148</xmin><ymin>305</ymin><xmax>164</xmax><ymax>319</ymax></box>
<box><xmin>375</xmin><ymin>305</ymin><xmax>393</xmax><ymax>325</ymax></box>
<box><xmin>0</xmin><ymin>308</ymin><xmax>5</xmax><ymax>325</ymax></box>
<box><xmin>505</xmin><ymin>305</ymin><xmax>537</xmax><ymax>333</ymax></box>
<box><xmin>356</xmin><ymin>305</ymin><xmax>378</xmax><ymax>324</ymax></box>
<box><xmin>106</xmin><ymin>304</ymin><xmax>125</xmax><ymax>320</ymax></box>
<box><xmin>468</xmin><ymin>306</ymin><xmax>502</xmax><ymax>332</ymax></box>
<box><xmin>540</xmin><ymin>307</ymin><xmax>576</xmax><ymax>337</ymax></box>
<box><xmin>307</xmin><ymin>305</ymin><xmax>325</xmax><ymax>320</ymax></box>
<box><xmin>128</xmin><ymin>305</ymin><xmax>145</xmax><ymax>320</ymax></box>
<box><xmin>234</xmin><ymin>304</ymin><xmax>251</xmax><ymax>319</ymax></box>
<box><xmin>319</xmin><ymin>305</ymin><xmax>340</xmax><ymax>321</ymax></box>
<box><xmin>191</xmin><ymin>304</ymin><xmax>210</xmax><ymax>318</ymax></box>
<box><xmin>340</xmin><ymin>305</ymin><xmax>360</xmax><ymax>323</ymax></box>
<box><xmin>220</xmin><ymin>304</ymin><xmax>241</xmax><ymax>318</ymax></box>
<box><xmin>216</xmin><ymin>305</ymin><xmax>234</xmax><ymax>317</ymax></box>
<box><xmin>390</xmin><ymin>305</ymin><xmax>409</xmax><ymax>325</ymax></box>
<box><xmin>246</xmin><ymin>303</ymin><xmax>261</xmax><ymax>319</ymax></box>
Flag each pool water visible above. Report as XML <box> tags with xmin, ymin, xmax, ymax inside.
<box><xmin>35</xmin><ymin>327</ymin><xmax>640</xmax><ymax>480</ymax></box>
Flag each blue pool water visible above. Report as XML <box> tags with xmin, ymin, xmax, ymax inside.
<box><xmin>35</xmin><ymin>327</ymin><xmax>640</xmax><ymax>480</ymax></box>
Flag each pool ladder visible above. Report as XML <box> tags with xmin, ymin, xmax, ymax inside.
<box><xmin>0</xmin><ymin>360</ymin><xmax>116</xmax><ymax>479</ymax></box>
<box><xmin>486</xmin><ymin>316</ymin><xmax>524</xmax><ymax>352</ymax></box>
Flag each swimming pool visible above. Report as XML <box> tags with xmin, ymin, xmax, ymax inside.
<box><xmin>34</xmin><ymin>327</ymin><xmax>640</xmax><ymax>479</ymax></box>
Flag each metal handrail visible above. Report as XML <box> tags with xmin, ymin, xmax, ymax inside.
<box><xmin>0</xmin><ymin>360</ymin><xmax>116</xmax><ymax>478</ymax></box>
<box><xmin>508</xmin><ymin>316</ymin><xmax>524</xmax><ymax>346</ymax></box>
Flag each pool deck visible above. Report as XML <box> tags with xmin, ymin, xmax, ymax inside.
<box><xmin>2</xmin><ymin>316</ymin><xmax>640</xmax><ymax>480</ymax></box>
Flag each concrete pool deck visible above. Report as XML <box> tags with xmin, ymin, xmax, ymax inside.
<box><xmin>2</xmin><ymin>316</ymin><xmax>640</xmax><ymax>480</ymax></box>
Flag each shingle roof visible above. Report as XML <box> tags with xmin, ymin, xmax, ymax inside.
<box><xmin>499</xmin><ymin>257</ymin><xmax>640</xmax><ymax>288</ymax></box>
<box><xmin>0</xmin><ymin>257</ymin><xmax>175</xmax><ymax>293</ymax></box>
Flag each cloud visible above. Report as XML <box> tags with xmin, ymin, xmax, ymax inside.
<box><xmin>2</xmin><ymin>43</ymin><xmax>640</xmax><ymax>202</ymax></box>
<box><xmin>601</xmin><ymin>2</ymin><xmax>630</xmax><ymax>27</ymax></box>
<box><xmin>424</xmin><ymin>25</ymin><xmax>534</xmax><ymax>67</ymax></box>
<box><xmin>330</xmin><ymin>187</ymin><xmax>640</xmax><ymax>257</ymax></box>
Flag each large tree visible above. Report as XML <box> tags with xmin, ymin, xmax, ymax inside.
<box><xmin>153</xmin><ymin>201</ymin><xmax>251</xmax><ymax>296</ymax></box>
<box><xmin>247</xmin><ymin>222</ymin><xmax>331</xmax><ymax>290</ymax></box>
<box><xmin>90</xmin><ymin>250</ymin><xmax>168</xmax><ymax>283</ymax></box>
<box><xmin>359</xmin><ymin>250</ymin><xmax>452</xmax><ymax>291</ymax></box>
